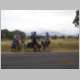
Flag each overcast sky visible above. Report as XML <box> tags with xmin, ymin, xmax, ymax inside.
<box><xmin>1</xmin><ymin>10</ymin><xmax>79</xmax><ymax>35</ymax></box>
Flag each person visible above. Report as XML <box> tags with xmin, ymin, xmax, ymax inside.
<box><xmin>45</xmin><ymin>32</ymin><xmax>49</xmax><ymax>41</ymax></box>
<box><xmin>11</xmin><ymin>33</ymin><xmax>21</xmax><ymax>51</ymax></box>
<box><xmin>31</xmin><ymin>32</ymin><xmax>37</xmax><ymax>44</ymax></box>
<box><xmin>41</xmin><ymin>32</ymin><xmax>50</xmax><ymax>51</ymax></box>
<box><xmin>16</xmin><ymin>34</ymin><xmax>21</xmax><ymax>45</ymax></box>
<box><xmin>11</xmin><ymin>38</ymin><xmax>17</xmax><ymax>49</ymax></box>
<box><xmin>31</xmin><ymin>32</ymin><xmax>39</xmax><ymax>51</ymax></box>
<box><xmin>45</xmin><ymin>32</ymin><xmax>50</xmax><ymax>46</ymax></box>
<box><xmin>11</xmin><ymin>35</ymin><xmax>17</xmax><ymax>51</ymax></box>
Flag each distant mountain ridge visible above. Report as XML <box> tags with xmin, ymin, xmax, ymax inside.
<box><xmin>1</xmin><ymin>29</ymin><xmax>79</xmax><ymax>38</ymax></box>
<box><xmin>26</xmin><ymin>31</ymin><xmax>79</xmax><ymax>37</ymax></box>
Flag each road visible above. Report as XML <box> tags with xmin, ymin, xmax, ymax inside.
<box><xmin>1</xmin><ymin>51</ymin><xmax>79</xmax><ymax>69</ymax></box>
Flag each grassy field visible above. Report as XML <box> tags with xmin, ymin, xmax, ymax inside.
<box><xmin>1</xmin><ymin>38</ymin><xmax>79</xmax><ymax>52</ymax></box>
<box><xmin>49</xmin><ymin>38</ymin><xmax>79</xmax><ymax>52</ymax></box>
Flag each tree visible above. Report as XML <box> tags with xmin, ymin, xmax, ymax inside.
<box><xmin>1</xmin><ymin>29</ymin><xmax>26</xmax><ymax>40</ymax></box>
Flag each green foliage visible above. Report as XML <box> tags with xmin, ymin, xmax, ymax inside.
<box><xmin>1</xmin><ymin>29</ymin><xmax>26</xmax><ymax>40</ymax></box>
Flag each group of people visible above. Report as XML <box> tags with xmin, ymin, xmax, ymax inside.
<box><xmin>31</xmin><ymin>32</ymin><xmax>50</xmax><ymax>51</ymax></box>
<box><xmin>11</xmin><ymin>32</ymin><xmax>51</xmax><ymax>52</ymax></box>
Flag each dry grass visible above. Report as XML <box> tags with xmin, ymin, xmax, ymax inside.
<box><xmin>1</xmin><ymin>38</ymin><xmax>79</xmax><ymax>52</ymax></box>
<box><xmin>49</xmin><ymin>38</ymin><xmax>79</xmax><ymax>51</ymax></box>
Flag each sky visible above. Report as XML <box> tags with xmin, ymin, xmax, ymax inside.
<box><xmin>1</xmin><ymin>10</ymin><xmax>79</xmax><ymax>35</ymax></box>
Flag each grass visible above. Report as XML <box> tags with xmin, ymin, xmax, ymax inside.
<box><xmin>1</xmin><ymin>38</ymin><xmax>79</xmax><ymax>52</ymax></box>
<box><xmin>49</xmin><ymin>38</ymin><xmax>79</xmax><ymax>50</ymax></box>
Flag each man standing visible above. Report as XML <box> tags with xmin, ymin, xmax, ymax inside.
<box><xmin>31</xmin><ymin>32</ymin><xmax>37</xmax><ymax>51</ymax></box>
<box><xmin>31</xmin><ymin>32</ymin><xmax>37</xmax><ymax>44</ymax></box>
<box><xmin>41</xmin><ymin>32</ymin><xmax>50</xmax><ymax>51</ymax></box>
<box><xmin>11</xmin><ymin>33</ymin><xmax>21</xmax><ymax>51</ymax></box>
